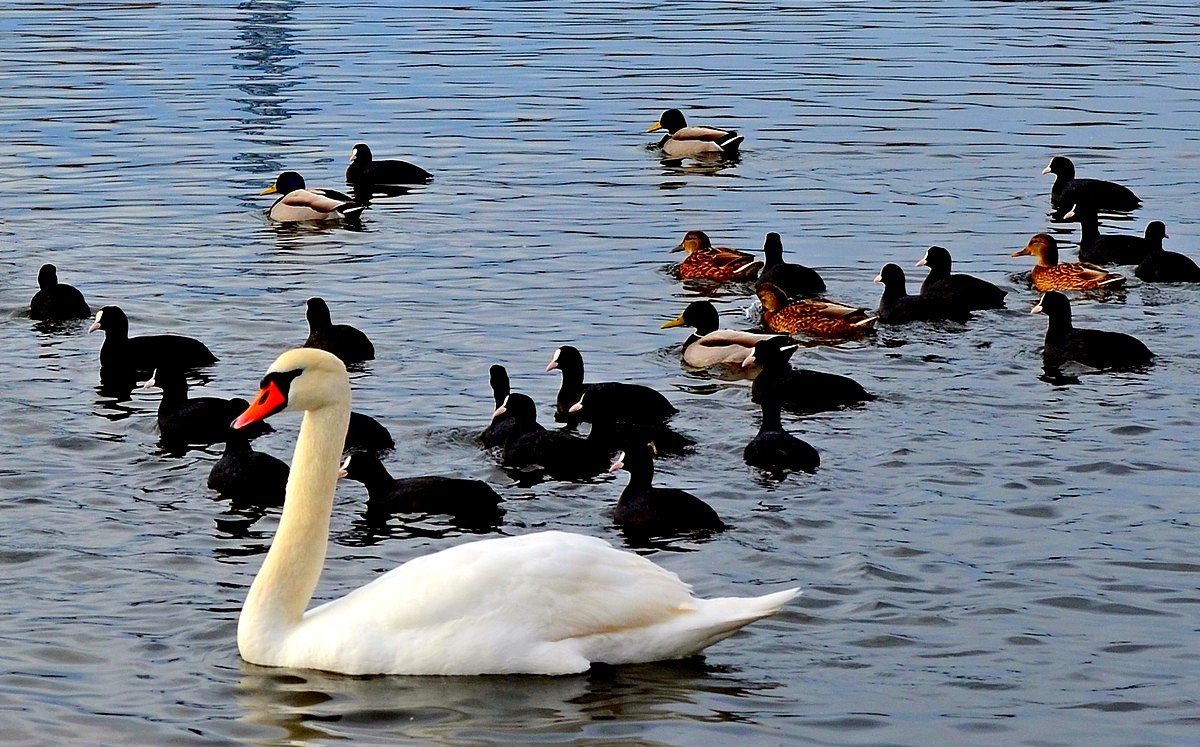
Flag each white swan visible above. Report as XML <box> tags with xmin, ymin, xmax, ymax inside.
<box><xmin>231</xmin><ymin>348</ymin><xmax>799</xmax><ymax>676</ymax></box>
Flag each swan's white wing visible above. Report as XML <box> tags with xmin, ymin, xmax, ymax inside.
<box><xmin>290</xmin><ymin>531</ymin><xmax>728</xmax><ymax>674</ymax></box>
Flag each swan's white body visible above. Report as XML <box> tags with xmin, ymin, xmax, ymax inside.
<box><xmin>237</xmin><ymin>349</ymin><xmax>799</xmax><ymax>676</ymax></box>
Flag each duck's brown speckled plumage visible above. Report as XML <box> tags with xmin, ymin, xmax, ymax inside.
<box><xmin>757</xmin><ymin>283</ymin><xmax>876</xmax><ymax>338</ymax></box>
<box><xmin>672</xmin><ymin>230</ymin><xmax>763</xmax><ymax>282</ymax></box>
<box><xmin>1011</xmin><ymin>234</ymin><xmax>1126</xmax><ymax>292</ymax></box>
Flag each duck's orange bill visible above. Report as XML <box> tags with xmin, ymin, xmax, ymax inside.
<box><xmin>233</xmin><ymin>381</ymin><xmax>286</xmax><ymax>429</ymax></box>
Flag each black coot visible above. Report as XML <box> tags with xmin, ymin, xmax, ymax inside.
<box><xmin>30</xmin><ymin>264</ymin><xmax>91</xmax><ymax>320</ymax></box>
<box><xmin>303</xmin><ymin>297</ymin><xmax>375</xmax><ymax>365</ymax></box>
<box><xmin>1032</xmin><ymin>292</ymin><xmax>1154</xmax><ymax>371</ymax></box>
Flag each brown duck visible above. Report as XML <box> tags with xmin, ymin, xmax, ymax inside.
<box><xmin>672</xmin><ymin>230</ymin><xmax>763</xmax><ymax>282</ymax></box>
<box><xmin>757</xmin><ymin>283</ymin><xmax>876</xmax><ymax>338</ymax></box>
<box><xmin>1011</xmin><ymin>234</ymin><xmax>1125</xmax><ymax>292</ymax></box>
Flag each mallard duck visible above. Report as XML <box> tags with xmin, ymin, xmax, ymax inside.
<box><xmin>648</xmin><ymin>109</ymin><xmax>743</xmax><ymax>159</ymax></box>
<box><xmin>661</xmin><ymin>300</ymin><xmax>776</xmax><ymax>372</ymax></box>
<box><xmin>1042</xmin><ymin>156</ymin><xmax>1140</xmax><ymax>213</ymax></box>
<box><xmin>757</xmin><ymin>283</ymin><xmax>876</xmax><ymax>338</ymax></box>
<box><xmin>1011</xmin><ymin>234</ymin><xmax>1126</xmax><ymax>292</ymax></box>
<box><xmin>346</xmin><ymin>143</ymin><xmax>432</xmax><ymax>186</ymax></box>
<box><xmin>30</xmin><ymin>263</ymin><xmax>90</xmax><ymax>320</ymax></box>
<box><xmin>672</xmin><ymin>230</ymin><xmax>763</xmax><ymax>282</ymax></box>
<box><xmin>916</xmin><ymin>246</ymin><xmax>1006</xmax><ymax>310</ymax></box>
<box><xmin>261</xmin><ymin>171</ymin><xmax>365</xmax><ymax>223</ymax></box>
<box><xmin>1135</xmin><ymin>222</ymin><xmax>1200</xmax><ymax>282</ymax></box>
<box><xmin>609</xmin><ymin>442</ymin><xmax>725</xmax><ymax>535</ymax></box>
<box><xmin>1032</xmin><ymin>291</ymin><xmax>1153</xmax><ymax>371</ymax></box>
<box><xmin>756</xmin><ymin>232</ymin><xmax>826</xmax><ymax>298</ymax></box>
<box><xmin>1061</xmin><ymin>202</ymin><xmax>1152</xmax><ymax>264</ymax></box>
<box><xmin>874</xmin><ymin>263</ymin><xmax>970</xmax><ymax>325</ymax></box>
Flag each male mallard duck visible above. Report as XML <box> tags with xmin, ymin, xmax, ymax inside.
<box><xmin>672</xmin><ymin>230</ymin><xmax>763</xmax><ymax>282</ymax></box>
<box><xmin>1135</xmin><ymin>222</ymin><xmax>1200</xmax><ymax>283</ymax></box>
<box><xmin>648</xmin><ymin>108</ymin><xmax>744</xmax><ymax>159</ymax></box>
<box><xmin>30</xmin><ymin>263</ymin><xmax>90</xmax><ymax>320</ymax></box>
<box><xmin>346</xmin><ymin>143</ymin><xmax>432</xmax><ymax>186</ymax></box>
<box><xmin>874</xmin><ymin>263</ymin><xmax>971</xmax><ymax>325</ymax></box>
<box><xmin>1042</xmin><ymin>156</ymin><xmax>1140</xmax><ymax>213</ymax></box>
<box><xmin>1011</xmin><ymin>234</ymin><xmax>1126</xmax><ymax>292</ymax></box>
<box><xmin>661</xmin><ymin>300</ymin><xmax>776</xmax><ymax>372</ymax></box>
<box><xmin>916</xmin><ymin>246</ymin><xmax>1006</xmax><ymax>310</ymax></box>
<box><xmin>757</xmin><ymin>283</ymin><xmax>876</xmax><ymax>338</ymax></box>
<box><xmin>1062</xmin><ymin>202</ymin><xmax>1152</xmax><ymax>265</ymax></box>
<box><xmin>756</xmin><ymin>232</ymin><xmax>826</xmax><ymax>298</ymax></box>
<box><xmin>1031</xmin><ymin>291</ymin><xmax>1153</xmax><ymax>371</ymax></box>
<box><xmin>261</xmin><ymin>171</ymin><xmax>365</xmax><ymax>223</ymax></box>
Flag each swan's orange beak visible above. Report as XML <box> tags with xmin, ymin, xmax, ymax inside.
<box><xmin>233</xmin><ymin>381</ymin><xmax>287</xmax><ymax>429</ymax></box>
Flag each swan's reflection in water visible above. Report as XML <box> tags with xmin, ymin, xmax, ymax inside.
<box><xmin>235</xmin><ymin>658</ymin><xmax>778</xmax><ymax>742</ymax></box>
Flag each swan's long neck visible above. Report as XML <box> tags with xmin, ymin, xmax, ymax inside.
<box><xmin>239</xmin><ymin>399</ymin><xmax>350</xmax><ymax>646</ymax></box>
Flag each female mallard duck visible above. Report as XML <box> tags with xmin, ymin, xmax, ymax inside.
<box><xmin>661</xmin><ymin>300</ymin><xmax>776</xmax><ymax>373</ymax></box>
<box><xmin>672</xmin><ymin>230</ymin><xmax>763</xmax><ymax>282</ymax></box>
<box><xmin>1011</xmin><ymin>234</ymin><xmax>1125</xmax><ymax>292</ymax></box>
<box><xmin>1042</xmin><ymin>156</ymin><xmax>1140</xmax><ymax>213</ymax></box>
<box><xmin>346</xmin><ymin>143</ymin><xmax>432</xmax><ymax>187</ymax></box>
<box><xmin>1032</xmin><ymin>291</ymin><xmax>1153</xmax><ymax>371</ymax></box>
<box><xmin>1135</xmin><ymin>222</ymin><xmax>1200</xmax><ymax>283</ymax></box>
<box><xmin>756</xmin><ymin>232</ymin><xmax>826</xmax><ymax>298</ymax></box>
<box><xmin>915</xmin><ymin>246</ymin><xmax>1006</xmax><ymax>310</ymax></box>
<box><xmin>757</xmin><ymin>283</ymin><xmax>876</xmax><ymax>338</ymax></box>
<box><xmin>648</xmin><ymin>109</ymin><xmax>744</xmax><ymax>159</ymax></box>
<box><xmin>229</xmin><ymin>348</ymin><xmax>795</xmax><ymax>674</ymax></box>
<box><xmin>261</xmin><ymin>171</ymin><xmax>365</xmax><ymax>223</ymax></box>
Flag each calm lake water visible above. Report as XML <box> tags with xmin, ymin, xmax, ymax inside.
<box><xmin>2</xmin><ymin>1</ymin><xmax>1199</xmax><ymax>744</ymax></box>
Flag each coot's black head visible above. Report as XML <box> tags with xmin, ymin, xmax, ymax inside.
<box><xmin>545</xmin><ymin>344</ymin><xmax>584</xmax><ymax>375</ymax></box>
<box><xmin>1042</xmin><ymin>156</ymin><xmax>1075</xmax><ymax>179</ymax></box>
<box><xmin>37</xmin><ymin>263</ymin><xmax>58</xmax><ymax>290</ymax></box>
<box><xmin>1062</xmin><ymin>202</ymin><xmax>1099</xmax><ymax>221</ymax></box>
<box><xmin>1031</xmin><ymin>291</ymin><xmax>1072</xmax><ymax>320</ymax></box>
<box><xmin>662</xmin><ymin>300</ymin><xmax>720</xmax><ymax>335</ymax></box>
<box><xmin>88</xmin><ymin>305</ymin><xmax>128</xmax><ymax>334</ymax></box>
<box><xmin>873</xmin><ymin>263</ymin><xmax>907</xmax><ymax>291</ymax></box>
<box><xmin>489</xmin><ymin>364</ymin><xmax>510</xmax><ymax>403</ymax></box>
<box><xmin>306</xmin><ymin>297</ymin><xmax>333</xmax><ymax>330</ymax></box>
<box><xmin>743</xmin><ymin>335</ymin><xmax>798</xmax><ymax>369</ymax></box>
<box><xmin>609</xmin><ymin>441</ymin><xmax>657</xmax><ymax>476</ymax></box>
<box><xmin>763</xmin><ymin>232</ymin><xmax>785</xmax><ymax>264</ymax></box>
<box><xmin>494</xmin><ymin>392</ymin><xmax>538</xmax><ymax>425</ymax></box>
<box><xmin>1144</xmin><ymin>221</ymin><xmax>1167</xmax><ymax>243</ymax></box>
<box><xmin>649</xmin><ymin>108</ymin><xmax>687</xmax><ymax>134</ymax></box>
<box><xmin>916</xmin><ymin>246</ymin><xmax>952</xmax><ymax>273</ymax></box>
<box><xmin>349</xmin><ymin>143</ymin><xmax>373</xmax><ymax>165</ymax></box>
<box><xmin>1012</xmin><ymin>234</ymin><xmax>1059</xmax><ymax>265</ymax></box>
<box><xmin>337</xmin><ymin>451</ymin><xmax>385</xmax><ymax>483</ymax></box>
<box><xmin>143</xmin><ymin>366</ymin><xmax>188</xmax><ymax>396</ymax></box>
<box><xmin>672</xmin><ymin>230</ymin><xmax>713</xmax><ymax>254</ymax></box>
<box><xmin>755</xmin><ymin>282</ymin><xmax>789</xmax><ymax>312</ymax></box>
<box><xmin>262</xmin><ymin>171</ymin><xmax>306</xmax><ymax>195</ymax></box>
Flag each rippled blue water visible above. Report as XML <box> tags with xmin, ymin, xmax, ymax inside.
<box><xmin>2</xmin><ymin>1</ymin><xmax>1199</xmax><ymax>743</ymax></box>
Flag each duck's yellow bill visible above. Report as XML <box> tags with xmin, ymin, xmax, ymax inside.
<box><xmin>661</xmin><ymin>314</ymin><xmax>685</xmax><ymax>329</ymax></box>
<box><xmin>647</xmin><ymin>121</ymin><xmax>664</xmax><ymax>132</ymax></box>
<box><xmin>259</xmin><ymin>184</ymin><xmax>277</xmax><ymax>195</ymax></box>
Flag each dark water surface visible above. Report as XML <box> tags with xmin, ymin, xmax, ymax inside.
<box><xmin>2</xmin><ymin>1</ymin><xmax>1199</xmax><ymax>744</ymax></box>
